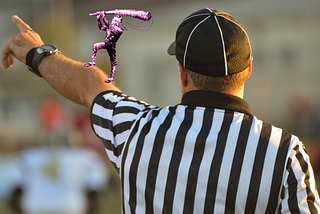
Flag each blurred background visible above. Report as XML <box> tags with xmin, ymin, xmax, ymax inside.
<box><xmin>0</xmin><ymin>0</ymin><xmax>320</xmax><ymax>213</ymax></box>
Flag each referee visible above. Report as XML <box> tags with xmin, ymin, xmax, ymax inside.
<box><xmin>3</xmin><ymin>8</ymin><xmax>320</xmax><ymax>214</ymax></box>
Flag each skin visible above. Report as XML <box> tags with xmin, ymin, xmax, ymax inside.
<box><xmin>2</xmin><ymin>15</ymin><xmax>252</xmax><ymax>111</ymax></box>
<box><xmin>2</xmin><ymin>15</ymin><xmax>120</xmax><ymax>109</ymax></box>
<box><xmin>178</xmin><ymin>61</ymin><xmax>252</xmax><ymax>99</ymax></box>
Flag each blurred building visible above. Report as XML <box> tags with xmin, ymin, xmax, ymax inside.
<box><xmin>1</xmin><ymin>0</ymin><xmax>320</xmax><ymax>212</ymax></box>
<box><xmin>0</xmin><ymin>0</ymin><xmax>320</xmax><ymax>152</ymax></box>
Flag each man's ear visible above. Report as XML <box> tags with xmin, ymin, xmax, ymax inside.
<box><xmin>178</xmin><ymin>62</ymin><xmax>188</xmax><ymax>87</ymax></box>
<box><xmin>245</xmin><ymin>57</ymin><xmax>253</xmax><ymax>81</ymax></box>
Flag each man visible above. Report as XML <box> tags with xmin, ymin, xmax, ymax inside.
<box><xmin>10</xmin><ymin>135</ymin><xmax>108</xmax><ymax>214</ymax></box>
<box><xmin>2</xmin><ymin>8</ymin><xmax>320</xmax><ymax>214</ymax></box>
<box><xmin>84</xmin><ymin>12</ymin><xmax>123</xmax><ymax>83</ymax></box>
<box><xmin>8</xmin><ymin>100</ymin><xmax>108</xmax><ymax>214</ymax></box>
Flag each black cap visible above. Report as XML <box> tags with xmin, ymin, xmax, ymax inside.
<box><xmin>168</xmin><ymin>8</ymin><xmax>252</xmax><ymax>76</ymax></box>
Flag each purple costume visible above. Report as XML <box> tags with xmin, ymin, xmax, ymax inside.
<box><xmin>85</xmin><ymin>9</ymin><xmax>152</xmax><ymax>83</ymax></box>
<box><xmin>85</xmin><ymin>13</ymin><xmax>123</xmax><ymax>83</ymax></box>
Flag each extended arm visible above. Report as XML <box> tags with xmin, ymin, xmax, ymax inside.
<box><xmin>40</xmin><ymin>54</ymin><xmax>119</xmax><ymax>108</ymax></box>
<box><xmin>97</xmin><ymin>14</ymin><xmax>103</xmax><ymax>31</ymax></box>
<box><xmin>2</xmin><ymin>15</ymin><xmax>120</xmax><ymax>109</ymax></box>
<box><xmin>97</xmin><ymin>13</ymin><xmax>108</xmax><ymax>32</ymax></box>
<box><xmin>101</xmin><ymin>12</ymin><xmax>110</xmax><ymax>28</ymax></box>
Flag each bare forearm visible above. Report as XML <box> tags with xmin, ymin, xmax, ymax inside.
<box><xmin>2</xmin><ymin>15</ymin><xmax>120</xmax><ymax>109</ymax></box>
<box><xmin>39</xmin><ymin>54</ymin><xmax>120</xmax><ymax>109</ymax></box>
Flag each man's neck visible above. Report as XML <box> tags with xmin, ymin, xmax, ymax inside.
<box><xmin>183</xmin><ymin>86</ymin><xmax>244</xmax><ymax>100</ymax></box>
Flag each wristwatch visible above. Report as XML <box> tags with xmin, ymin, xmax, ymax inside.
<box><xmin>26</xmin><ymin>44</ymin><xmax>60</xmax><ymax>77</ymax></box>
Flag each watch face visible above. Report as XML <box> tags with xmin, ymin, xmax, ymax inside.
<box><xmin>42</xmin><ymin>45</ymin><xmax>57</xmax><ymax>51</ymax></box>
<box><xmin>39</xmin><ymin>45</ymin><xmax>58</xmax><ymax>55</ymax></box>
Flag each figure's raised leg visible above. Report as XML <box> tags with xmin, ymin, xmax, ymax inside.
<box><xmin>84</xmin><ymin>42</ymin><xmax>105</xmax><ymax>67</ymax></box>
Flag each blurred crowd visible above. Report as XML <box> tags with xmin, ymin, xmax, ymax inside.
<box><xmin>287</xmin><ymin>91</ymin><xmax>320</xmax><ymax>176</ymax></box>
<box><xmin>1</xmin><ymin>0</ymin><xmax>320</xmax><ymax>213</ymax></box>
<box><xmin>0</xmin><ymin>97</ymin><xmax>114</xmax><ymax>214</ymax></box>
<box><xmin>2</xmin><ymin>91</ymin><xmax>320</xmax><ymax>214</ymax></box>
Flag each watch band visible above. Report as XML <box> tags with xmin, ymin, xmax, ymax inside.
<box><xmin>26</xmin><ymin>47</ymin><xmax>41</xmax><ymax>77</ymax></box>
<box><xmin>26</xmin><ymin>45</ymin><xmax>60</xmax><ymax>77</ymax></box>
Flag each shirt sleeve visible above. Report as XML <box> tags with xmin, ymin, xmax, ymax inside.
<box><xmin>90</xmin><ymin>91</ymin><xmax>157</xmax><ymax>172</ymax></box>
<box><xmin>280</xmin><ymin>137</ymin><xmax>320</xmax><ymax>213</ymax></box>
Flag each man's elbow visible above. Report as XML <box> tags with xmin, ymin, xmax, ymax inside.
<box><xmin>80</xmin><ymin>90</ymin><xmax>94</xmax><ymax>110</ymax></box>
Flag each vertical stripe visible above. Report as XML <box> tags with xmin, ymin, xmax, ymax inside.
<box><xmin>144</xmin><ymin>107</ymin><xmax>177</xmax><ymax>214</ymax></box>
<box><xmin>295</xmin><ymin>145</ymin><xmax>318</xmax><ymax>213</ymax></box>
<box><xmin>183</xmin><ymin>109</ymin><xmax>214</xmax><ymax>214</ymax></box>
<box><xmin>135</xmin><ymin>109</ymin><xmax>169</xmax><ymax>214</ymax></box>
<box><xmin>128</xmin><ymin>110</ymin><xmax>160</xmax><ymax>214</ymax></box>
<box><xmin>213</xmin><ymin>113</ymin><xmax>245</xmax><ymax>213</ymax></box>
<box><xmin>245</xmin><ymin>123</ymin><xmax>272</xmax><ymax>214</ymax></box>
<box><xmin>265</xmin><ymin>131</ymin><xmax>292</xmax><ymax>213</ymax></box>
<box><xmin>153</xmin><ymin>106</ymin><xmax>186</xmax><ymax>214</ymax></box>
<box><xmin>192</xmin><ymin>110</ymin><xmax>225</xmax><ymax>213</ymax></box>
<box><xmin>203</xmin><ymin>110</ymin><xmax>234</xmax><ymax>213</ymax></box>
<box><xmin>278</xmin><ymin>185</ymin><xmax>286</xmax><ymax>212</ymax></box>
<box><xmin>92</xmin><ymin>91</ymin><xmax>320</xmax><ymax>214</ymax></box>
<box><xmin>234</xmin><ymin>117</ymin><xmax>262</xmax><ymax>213</ymax></box>
<box><xmin>225</xmin><ymin>115</ymin><xmax>253</xmax><ymax>214</ymax></box>
<box><xmin>121</xmin><ymin>118</ymin><xmax>142</xmax><ymax>214</ymax></box>
<box><xmin>287</xmin><ymin>164</ymin><xmax>300</xmax><ymax>213</ymax></box>
<box><xmin>173</xmin><ymin>107</ymin><xmax>205</xmax><ymax>213</ymax></box>
<box><xmin>162</xmin><ymin>106</ymin><xmax>195</xmax><ymax>214</ymax></box>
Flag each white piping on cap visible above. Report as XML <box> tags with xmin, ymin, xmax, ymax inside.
<box><xmin>183</xmin><ymin>15</ymin><xmax>211</xmax><ymax>68</ymax></box>
<box><xmin>182</xmin><ymin>13</ymin><xmax>211</xmax><ymax>24</ymax></box>
<box><xmin>217</xmin><ymin>14</ymin><xmax>252</xmax><ymax>57</ymax></box>
<box><xmin>207</xmin><ymin>8</ymin><xmax>228</xmax><ymax>76</ymax></box>
<box><xmin>214</xmin><ymin>16</ymin><xmax>228</xmax><ymax>76</ymax></box>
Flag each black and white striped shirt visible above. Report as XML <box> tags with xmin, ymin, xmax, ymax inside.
<box><xmin>90</xmin><ymin>90</ymin><xmax>320</xmax><ymax>214</ymax></box>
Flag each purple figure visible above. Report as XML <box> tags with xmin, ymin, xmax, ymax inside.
<box><xmin>85</xmin><ymin>9</ymin><xmax>152</xmax><ymax>83</ymax></box>
<box><xmin>84</xmin><ymin>12</ymin><xmax>123</xmax><ymax>83</ymax></box>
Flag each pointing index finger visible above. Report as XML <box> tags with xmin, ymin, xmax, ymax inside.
<box><xmin>12</xmin><ymin>15</ymin><xmax>33</xmax><ymax>32</ymax></box>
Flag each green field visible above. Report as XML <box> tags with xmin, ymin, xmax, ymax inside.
<box><xmin>0</xmin><ymin>186</ymin><xmax>121</xmax><ymax>214</ymax></box>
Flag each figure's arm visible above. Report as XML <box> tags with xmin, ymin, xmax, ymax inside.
<box><xmin>101</xmin><ymin>12</ymin><xmax>110</xmax><ymax>28</ymax></box>
<box><xmin>2</xmin><ymin>15</ymin><xmax>120</xmax><ymax>109</ymax></box>
<box><xmin>97</xmin><ymin>13</ymin><xmax>109</xmax><ymax>32</ymax></box>
<box><xmin>97</xmin><ymin>14</ymin><xmax>103</xmax><ymax>31</ymax></box>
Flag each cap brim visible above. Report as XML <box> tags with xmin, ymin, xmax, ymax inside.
<box><xmin>167</xmin><ymin>41</ymin><xmax>176</xmax><ymax>55</ymax></box>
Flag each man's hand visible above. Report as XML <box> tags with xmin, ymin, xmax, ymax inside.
<box><xmin>2</xmin><ymin>15</ymin><xmax>44</xmax><ymax>70</ymax></box>
<box><xmin>1</xmin><ymin>14</ymin><xmax>120</xmax><ymax>109</ymax></box>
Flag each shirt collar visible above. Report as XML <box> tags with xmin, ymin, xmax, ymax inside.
<box><xmin>180</xmin><ymin>90</ymin><xmax>252</xmax><ymax>115</ymax></box>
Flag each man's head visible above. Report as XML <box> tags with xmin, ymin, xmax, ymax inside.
<box><xmin>112</xmin><ymin>15</ymin><xmax>123</xmax><ymax>26</ymax></box>
<box><xmin>168</xmin><ymin>8</ymin><xmax>252</xmax><ymax>96</ymax></box>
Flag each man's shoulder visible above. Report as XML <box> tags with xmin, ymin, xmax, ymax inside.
<box><xmin>91</xmin><ymin>90</ymin><xmax>159</xmax><ymax>119</ymax></box>
<box><xmin>253</xmin><ymin>116</ymin><xmax>301</xmax><ymax>148</ymax></box>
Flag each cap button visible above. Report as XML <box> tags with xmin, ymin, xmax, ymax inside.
<box><xmin>210</xmin><ymin>11</ymin><xmax>216</xmax><ymax>17</ymax></box>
